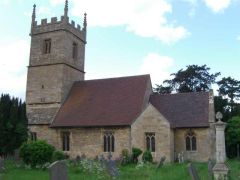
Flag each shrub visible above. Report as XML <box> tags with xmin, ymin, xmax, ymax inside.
<box><xmin>20</xmin><ymin>140</ymin><xmax>55</xmax><ymax>167</ymax></box>
<box><xmin>52</xmin><ymin>150</ymin><xmax>66</xmax><ymax>161</ymax></box>
<box><xmin>121</xmin><ymin>149</ymin><xmax>131</xmax><ymax>165</ymax></box>
<box><xmin>132</xmin><ymin>147</ymin><xmax>142</xmax><ymax>163</ymax></box>
<box><xmin>142</xmin><ymin>150</ymin><xmax>153</xmax><ymax>163</ymax></box>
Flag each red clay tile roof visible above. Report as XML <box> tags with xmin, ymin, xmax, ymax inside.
<box><xmin>150</xmin><ymin>92</ymin><xmax>210</xmax><ymax>128</ymax></box>
<box><xmin>51</xmin><ymin>75</ymin><xmax>151</xmax><ymax>127</ymax></box>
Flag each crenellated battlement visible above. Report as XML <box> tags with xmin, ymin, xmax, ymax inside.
<box><xmin>30</xmin><ymin>1</ymin><xmax>87</xmax><ymax>42</ymax></box>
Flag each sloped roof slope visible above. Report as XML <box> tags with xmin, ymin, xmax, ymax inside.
<box><xmin>150</xmin><ymin>92</ymin><xmax>210</xmax><ymax>128</ymax></box>
<box><xmin>51</xmin><ymin>75</ymin><xmax>151</xmax><ymax>127</ymax></box>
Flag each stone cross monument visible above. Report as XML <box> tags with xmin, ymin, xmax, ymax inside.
<box><xmin>212</xmin><ymin>112</ymin><xmax>229</xmax><ymax>180</ymax></box>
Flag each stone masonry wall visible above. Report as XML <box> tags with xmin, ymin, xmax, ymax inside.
<box><xmin>66</xmin><ymin>127</ymin><xmax>131</xmax><ymax>159</ymax></box>
<box><xmin>29</xmin><ymin>126</ymin><xmax>131</xmax><ymax>159</ymax></box>
<box><xmin>131</xmin><ymin>104</ymin><xmax>173</xmax><ymax>162</ymax></box>
<box><xmin>174</xmin><ymin>127</ymin><xmax>216</xmax><ymax>162</ymax></box>
<box><xmin>30</xmin><ymin>29</ymin><xmax>85</xmax><ymax>71</ymax></box>
<box><xmin>28</xmin><ymin>125</ymin><xmax>60</xmax><ymax>149</ymax></box>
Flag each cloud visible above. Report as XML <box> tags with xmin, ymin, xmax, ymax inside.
<box><xmin>50</xmin><ymin>0</ymin><xmax>65</xmax><ymax>6</ymax></box>
<box><xmin>38</xmin><ymin>6</ymin><xmax>55</xmax><ymax>16</ymax></box>
<box><xmin>0</xmin><ymin>40</ymin><xmax>29</xmax><ymax>100</ymax></box>
<box><xmin>183</xmin><ymin>0</ymin><xmax>198</xmax><ymax>18</ymax></box>
<box><xmin>70</xmin><ymin>0</ymin><xmax>189</xmax><ymax>44</ymax></box>
<box><xmin>203</xmin><ymin>0</ymin><xmax>231</xmax><ymax>12</ymax></box>
<box><xmin>237</xmin><ymin>35</ymin><xmax>240</xmax><ymax>41</ymax></box>
<box><xmin>139</xmin><ymin>53</ymin><xmax>173</xmax><ymax>85</ymax></box>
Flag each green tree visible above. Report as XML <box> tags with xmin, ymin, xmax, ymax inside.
<box><xmin>155</xmin><ymin>65</ymin><xmax>220</xmax><ymax>94</ymax></box>
<box><xmin>0</xmin><ymin>94</ymin><xmax>28</xmax><ymax>156</ymax></box>
<box><xmin>225</xmin><ymin>116</ymin><xmax>240</xmax><ymax>158</ymax></box>
<box><xmin>217</xmin><ymin>77</ymin><xmax>240</xmax><ymax>112</ymax></box>
<box><xmin>153</xmin><ymin>84</ymin><xmax>172</xmax><ymax>94</ymax></box>
<box><xmin>214</xmin><ymin>96</ymin><xmax>231</xmax><ymax>122</ymax></box>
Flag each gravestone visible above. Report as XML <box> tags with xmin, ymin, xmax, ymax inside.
<box><xmin>81</xmin><ymin>154</ymin><xmax>86</xmax><ymax>159</ymax></box>
<box><xmin>98</xmin><ymin>154</ymin><xmax>106</xmax><ymax>168</ymax></box>
<box><xmin>14</xmin><ymin>149</ymin><xmax>20</xmax><ymax>162</ymax></box>
<box><xmin>106</xmin><ymin>153</ymin><xmax>119</xmax><ymax>177</ymax></box>
<box><xmin>188</xmin><ymin>163</ymin><xmax>200</xmax><ymax>180</ymax></box>
<box><xmin>73</xmin><ymin>155</ymin><xmax>81</xmax><ymax>166</ymax></box>
<box><xmin>0</xmin><ymin>158</ymin><xmax>4</xmax><ymax>173</ymax></box>
<box><xmin>178</xmin><ymin>152</ymin><xmax>184</xmax><ymax>163</ymax></box>
<box><xmin>208</xmin><ymin>159</ymin><xmax>213</xmax><ymax>179</ymax></box>
<box><xmin>157</xmin><ymin>156</ymin><xmax>166</xmax><ymax>168</ymax></box>
<box><xmin>49</xmin><ymin>161</ymin><xmax>68</xmax><ymax>180</ymax></box>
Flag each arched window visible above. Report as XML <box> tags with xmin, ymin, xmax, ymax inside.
<box><xmin>103</xmin><ymin>132</ymin><xmax>114</xmax><ymax>152</ymax></box>
<box><xmin>146</xmin><ymin>133</ymin><xmax>155</xmax><ymax>152</ymax></box>
<box><xmin>185</xmin><ymin>130</ymin><xmax>197</xmax><ymax>151</ymax></box>
<box><xmin>62</xmin><ymin>132</ymin><xmax>70</xmax><ymax>151</ymax></box>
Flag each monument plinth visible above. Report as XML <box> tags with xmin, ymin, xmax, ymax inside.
<box><xmin>213</xmin><ymin>112</ymin><xmax>229</xmax><ymax>180</ymax></box>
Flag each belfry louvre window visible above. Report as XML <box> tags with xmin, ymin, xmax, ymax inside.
<box><xmin>72</xmin><ymin>42</ymin><xmax>78</xmax><ymax>59</ymax></box>
<box><xmin>146</xmin><ymin>133</ymin><xmax>155</xmax><ymax>152</ymax></box>
<box><xmin>44</xmin><ymin>39</ymin><xmax>51</xmax><ymax>54</ymax></box>
<box><xmin>103</xmin><ymin>132</ymin><xmax>114</xmax><ymax>152</ymax></box>
<box><xmin>62</xmin><ymin>132</ymin><xmax>70</xmax><ymax>151</ymax></box>
<box><xmin>186</xmin><ymin>130</ymin><xmax>197</xmax><ymax>151</ymax></box>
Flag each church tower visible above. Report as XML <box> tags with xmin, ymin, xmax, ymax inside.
<box><xmin>26</xmin><ymin>1</ymin><xmax>87</xmax><ymax>126</ymax></box>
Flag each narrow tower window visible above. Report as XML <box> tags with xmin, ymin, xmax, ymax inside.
<box><xmin>30</xmin><ymin>132</ymin><xmax>37</xmax><ymax>141</ymax></box>
<box><xmin>43</xmin><ymin>39</ymin><xmax>51</xmax><ymax>54</ymax></box>
<box><xmin>62</xmin><ymin>132</ymin><xmax>70</xmax><ymax>151</ymax></box>
<box><xmin>72</xmin><ymin>42</ymin><xmax>78</xmax><ymax>59</ymax></box>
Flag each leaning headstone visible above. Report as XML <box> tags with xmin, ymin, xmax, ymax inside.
<box><xmin>188</xmin><ymin>163</ymin><xmax>200</xmax><ymax>180</ymax></box>
<box><xmin>157</xmin><ymin>156</ymin><xmax>166</xmax><ymax>168</ymax></box>
<box><xmin>49</xmin><ymin>161</ymin><xmax>68</xmax><ymax>180</ymax></box>
<box><xmin>208</xmin><ymin>159</ymin><xmax>213</xmax><ymax>179</ymax></box>
<box><xmin>106</xmin><ymin>153</ymin><xmax>119</xmax><ymax>177</ymax></box>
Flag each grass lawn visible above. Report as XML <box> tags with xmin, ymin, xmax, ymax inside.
<box><xmin>0</xmin><ymin>159</ymin><xmax>239</xmax><ymax>180</ymax></box>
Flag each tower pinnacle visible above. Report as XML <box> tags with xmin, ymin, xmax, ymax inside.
<box><xmin>64</xmin><ymin>0</ymin><xmax>68</xmax><ymax>17</ymax></box>
<box><xmin>83</xmin><ymin>12</ymin><xmax>87</xmax><ymax>31</ymax></box>
<box><xmin>32</xmin><ymin>4</ymin><xmax>36</xmax><ymax>25</ymax></box>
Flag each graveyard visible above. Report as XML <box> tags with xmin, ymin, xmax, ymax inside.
<box><xmin>0</xmin><ymin>157</ymin><xmax>239</xmax><ymax>180</ymax></box>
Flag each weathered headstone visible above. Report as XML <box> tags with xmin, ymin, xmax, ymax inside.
<box><xmin>73</xmin><ymin>155</ymin><xmax>81</xmax><ymax>166</ymax></box>
<box><xmin>0</xmin><ymin>158</ymin><xmax>4</xmax><ymax>173</ymax></box>
<box><xmin>180</xmin><ymin>152</ymin><xmax>184</xmax><ymax>163</ymax></box>
<box><xmin>14</xmin><ymin>149</ymin><xmax>20</xmax><ymax>162</ymax></box>
<box><xmin>98</xmin><ymin>154</ymin><xmax>106</xmax><ymax>168</ymax></box>
<box><xmin>157</xmin><ymin>156</ymin><xmax>166</xmax><ymax>168</ymax></box>
<box><xmin>178</xmin><ymin>152</ymin><xmax>184</xmax><ymax>163</ymax></box>
<box><xmin>76</xmin><ymin>155</ymin><xmax>81</xmax><ymax>162</ymax></box>
<box><xmin>49</xmin><ymin>161</ymin><xmax>68</xmax><ymax>180</ymax></box>
<box><xmin>188</xmin><ymin>163</ymin><xmax>200</xmax><ymax>180</ymax></box>
<box><xmin>106</xmin><ymin>153</ymin><xmax>119</xmax><ymax>177</ymax></box>
<box><xmin>208</xmin><ymin>159</ymin><xmax>213</xmax><ymax>179</ymax></box>
<box><xmin>81</xmin><ymin>154</ymin><xmax>86</xmax><ymax>159</ymax></box>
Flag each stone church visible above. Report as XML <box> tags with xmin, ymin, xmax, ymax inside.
<box><xmin>26</xmin><ymin>1</ymin><xmax>215</xmax><ymax>162</ymax></box>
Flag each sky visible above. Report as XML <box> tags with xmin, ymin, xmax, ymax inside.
<box><xmin>0</xmin><ymin>0</ymin><xmax>240</xmax><ymax>100</ymax></box>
